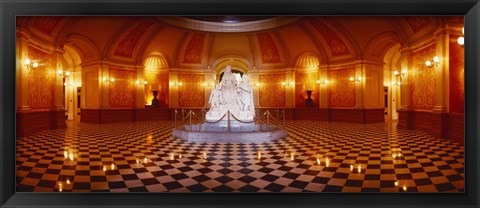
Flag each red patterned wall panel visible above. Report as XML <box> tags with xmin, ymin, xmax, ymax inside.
<box><xmin>410</xmin><ymin>44</ymin><xmax>436</xmax><ymax>110</ymax></box>
<box><xmin>183</xmin><ymin>33</ymin><xmax>205</xmax><ymax>64</ymax></box>
<box><xmin>449</xmin><ymin>35</ymin><xmax>464</xmax><ymax>113</ymax></box>
<box><xmin>178</xmin><ymin>74</ymin><xmax>205</xmax><ymax>107</ymax></box>
<box><xmin>27</xmin><ymin>46</ymin><xmax>55</xmax><ymax>110</ymax></box>
<box><xmin>403</xmin><ymin>17</ymin><xmax>432</xmax><ymax>33</ymax></box>
<box><xmin>259</xmin><ymin>74</ymin><xmax>285</xmax><ymax>107</ymax></box>
<box><xmin>327</xmin><ymin>68</ymin><xmax>356</xmax><ymax>107</ymax></box>
<box><xmin>308</xmin><ymin>18</ymin><xmax>350</xmax><ymax>57</ymax></box>
<box><xmin>114</xmin><ymin>20</ymin><xmax>154</xmax><ymax>57</ymax></box>
<box><xmin>145</xmin><ymin>72</ymin><xmax>169</xmax><ymax>107</ymax></box>
<box><xmin>257</xmin><ymin>33</ymin><xmax>281</xmax><ymax>63</ymax></box>
<box><xmin>295</xmin><ymin>72</ymin><xmax>319</xmax><ymax>108</ymax></box>
<box><xmin>109</xmin><ymin>68</ymin><xmax>136</xmax><ymax>108</ymax></box>
<box><xmin>32</xmin><ymin>16</ymin><xmax>63</xmax><ymax>35</ymax></box>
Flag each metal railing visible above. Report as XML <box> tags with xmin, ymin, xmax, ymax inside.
<box><xmin>173</xmin><ymin>107</ymin><xmax>285</xmax><ymax>133</ymax></box>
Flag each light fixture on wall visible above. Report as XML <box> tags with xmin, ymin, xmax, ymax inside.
<box><xmin>392</xmin><ymin>81</ymin><xmax>401</xmax><ymax>87</ymax></box>
<box><xmin>202</xmin><ymin>82</ymin><xmax>215</xmax><ymax>87</ymax></box>
<box><xmin>425</xmin><ymin>56</ymin><xmax>440</xmax><ymax>68</ymax></box>
<box><xmin>316</xmin><ymin>79</ymin><xmax>329</xmax><ymax>85</ymax></box>
<box><xmin>103</xmin><ymin>77</ymin><xmax>115</xmax><ymax>83</ymax></box>
<box><xmin>136</xmin><ymin>80</ymin><xmax>148</xmax><ymax>85</ymax></box>
<box><xmin>170</xmin><ymin>82</ymin><xmax>182</xmax><ymax>87</ymax></box>
<box><xmin>349</xmin><ymin>76</ymin><xmax>362</xmax><ymax>82</ymax></box>
<box><xmin>457</xmin><ymin>27</ymin><xmax>464</xmax><ymax>46</ymax></box>
<box><xmin>63</xmin><ymin>81</ymin><xmax>74</xmax><ymax>86</ymax></box>
<box><xmin>24</xmin><ymin>59</ymin><xmax>39</xmax><ymax>69</ymax></box>
<box><xmin>57</xmin><ymin>70</ymin><xmax>71</xmax><ymax>78</ymax></box>
<box><xmin>282</xmin><ymin>81</ymin><xmax>294</xmax><ymax>86</ymax></box>
<box><xmin>393</xmin><ymin>69</ymin><xmax>407</xmax><ymax>77</ymax></box>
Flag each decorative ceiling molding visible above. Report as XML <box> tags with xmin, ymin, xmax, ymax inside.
<box><xmin>158</xmin><ymin>16</ymin><xmax>302</xmax><ymax>33</ymax></box>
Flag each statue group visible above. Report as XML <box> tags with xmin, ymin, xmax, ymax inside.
<box><xmin>206</xmin><ymin>65</ymin><xmax>255</xmax><ymax>121</ymax></box>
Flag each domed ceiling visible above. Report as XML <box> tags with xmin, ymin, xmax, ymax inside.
<box><xmin>16</xmin><ymin>16</ymin><xmax>463</xmax><ymax>72</ymax></box>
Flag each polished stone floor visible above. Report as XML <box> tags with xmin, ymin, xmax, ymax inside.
<box><xmin>16</xmin><ymin>120</ymin><xmax>464</xmax><ymax>192</ymax></box>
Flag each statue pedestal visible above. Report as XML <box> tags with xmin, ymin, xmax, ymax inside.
<box><xmin>305</xmin><ymin>90</ymin><xmax>314</xmax><ymax>107</ymax></box>
<box><xmin>151</xmin><ymin>91</ymin><xmax>160</xmax><ymax>108</ymax></box>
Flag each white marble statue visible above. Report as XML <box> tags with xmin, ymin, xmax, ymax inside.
<box><xmin>205</xmin><ymin>65</ymin><xmax>255</xmax><ymax>122</ymax></box>
<box><xmin>208</xmin><ymin>85</ymin><xmax>222</xmax><ymax>109</ymax></box>
<box><xmin>236</xmin><ymin>74</ymin><xmax>254</xmax><ymax>115</ymax></box>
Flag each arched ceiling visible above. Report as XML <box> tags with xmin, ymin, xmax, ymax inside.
<box><xmin>17</xmin><ymin>16</ymin><xmax>461</xmax><ymax>71</ymax></box>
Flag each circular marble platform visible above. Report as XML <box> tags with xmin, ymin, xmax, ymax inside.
<box><xmin>172</xmin><ymin>122</ymin><xmax>288</xmax><ymax>143</ymax></box>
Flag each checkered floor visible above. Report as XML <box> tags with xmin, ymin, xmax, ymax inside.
<box><xmin>16</xmin><ymin>120</ymin><xmax>464</xmax><ymax>192</ymax></box>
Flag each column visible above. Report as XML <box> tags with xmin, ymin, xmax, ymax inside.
<box><xmin>135</xmin><ymin>69</ymin><xmax>146</xmax><ymax>108</ymax></box>
<box><xmin>318</xmin><ymin>65</ymin><xmax>328</xmax><ymax>109</ymax></box>
<box><xmin>54</xmin><ymin>52</ymin><xmax>65</xmax><ymax>111</ymax></box>
<box><xmin>285</xmin><ymin>69</ymin><xmax>295</xmax><ymax>108</ymax></box>
<box><xmin>399</xmin><ymin>49</ymin><xmax>412</xmax><ymax>110</ymax></box>
<box><xmin>169</xmin><ymin>71</ymin><xmax>179</xmax><ymax>108</ymax></box>
<box><xmin>101</xmin><ymin>64</ymin><xmax>111</xmax><ymax>109</ymax></box>
<box><xmin>16</xmin><ymin>31</ymin><xmax>31</xmax><ymax>112</ymax></box>
<box><xmin>433</xmin><ymin>29</ymin><xmax>449</xmax><ymax>113</ymax></box>
<box><xmin>353</xmin><ymin>63</ymin><xmax>364</xmax><ymax>109</ymax></box>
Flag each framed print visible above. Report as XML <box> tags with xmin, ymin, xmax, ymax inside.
<box><xmin>1</xmin><ymin>0</ymin><xmax>479</xmax><ymax>207</ymax></box>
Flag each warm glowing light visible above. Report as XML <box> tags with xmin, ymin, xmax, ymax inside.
<box><xmin>350</xmin><ymin>164</ymin><xmax>354</xmax><ymax>171</ymax></box>
<box><xmin>69</xmin><ymin>152</ymin><xmax>74</xmax><ymax>161</ymax></box>
<box><xmin>65</xmin><ymin>71</ymin><xmax>71</xmax><ymax>77</ymax></box>
<box><xmin>103</xmin><ymin>77</ymin><xmax>108</xmax><ymax>82</ymax></box>
<box><xmin>257</xmin><ymin>151</ymin><xmax>261</xmax><ymax>160</ymax></box>
<box><xmin>136</xmin><ymin>159</ymin><xmax>140</xmax><ymax>164</ymax></box>
<box><xmin>103</xmin><ymin>166</ymin><xmax>107</xmax><ymax>171</ymax></box>
<box><xmin>433</xmin><ymin>56</ymin><xmax>439</xmax><ymax>63</ymax></box>
<box><xmin>401</xmin><ymin>69</ymin><xmax>407</xmax><ymax>76</ymax></box>
<box><xmin>64</xmin><ymin>151</ymin><xmax>68</xmax><ymax>159</ymax></box>
<box><xmin>111</xmin><ymin>163</ymin><xmax>115</xmax><ymax>170</ymax></box>
<box><xmin>110</xmin><ymin>78</ymin><xmax>115</xmax><ymax>82</ymax></box>
<box><xmin>349</xmin><ymin>77</ymin><xmax>355</xmax><ymax>81</ymax></box>
<box><xmin>357</xmin><ymin>165</ymin><xmax>362</xmax><ymax>173</ymax></box>
<box><xmin>289</xmin><ymin>81</ymin><xmax>294</xmax><ymax>86</ymax></box>
<box><xmin>317</xmin><ymin>158</ymin><xmax>321</xmax><ymax>165</ymax></box>
<box><xmin>457</xmin><ymin>37</ymin><xmax>464</xmax><ymax>45</ymax></box>
<box><xmin>144</xmin><ymin>158</ymin><xmax>147</xmax><ymax>163</ymax></box>
<box><xmin>178</xmin><ymin>82</ymin><xmax>182</xmax><ymax>86</ymax></box>
<box><xmin>255</xmin><ymin>82</ymin><xmax>260</xmax><ymax>87</ymax></box>
<box><xmin>179</xmin><ymin>153</ymin><xmax>182</xmax><ymax>159</ymax></box>
<box><xmin>403</xmin><ymin>185</ymin><xmax>407</xmax><ymax>191</ymax></box>
<box><xmin>393</xmin><ymin>70</ymin><xmax>399</xmax><ymax>76</ymax></box>
<box><xmin>203</xmin><ymin>152</ymin><xmax>207</xmax><ymax>159</ymax></box>
<box><xmin>395</xmin><ymin>181</ymin><xmax>398</xmax><ymax>186</ymax></box>
<box><xmin>290</xmin><ymin>153</ymin><xmax>294</xmax><ymax>161</ymax></box>
<box><xmin>66</xmin><ymin>179</ymin><xmax>71</xmax><ymax>185</ymax></box>
<box><xmin>170</xmin><ymin>153</ymin><xmax>175</xmax><ymax>160</ymax></box>
<box><xmin>325</xmin><ymin>158</ymin><xmax>330</xmax><ymax>167</ymax></box>
<box><xmin>25</xmin><ymin>59</ymin><xmax>31</xmax><ymax>65</ymax></box>
<box><xmin>282</xmin><ymin>82</ymin><xmax>286</xmax><ymax>86</ymax></box>
<box><xmin>425</xmin><ymin>60</ymin><xmax>432</xmax><ymax>67</ymax></box>
<box><xmin>58</xmin><ymin>182</ymin><xmax>63</xmax><ymax>192</ymax></box>
<box><xmin>58</xmin><ymin>70</ymin><xmax>63</xmax><ymax>75</ymax></box>
<box><xmin>32</xmin><ymin>62</ymin><xmax>39</xmax><ymax>68</ymax></box>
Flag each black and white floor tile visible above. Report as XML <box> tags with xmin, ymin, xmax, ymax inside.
<box><xmin>16</xmin><ymin>120</ymin><xmax>464</xmax><ymax>192</ymax></box>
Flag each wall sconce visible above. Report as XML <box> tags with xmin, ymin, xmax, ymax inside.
<box><xmin>457</xmin><ymin>27</ymin><xmax>464</xmax><ymax>46</ymax></box>
<box><xmin>24</xmin><ymin>59</ymin><xmax>39</xmax><ymax>69</ymax></box>
<box><xmin>393</xmin><ymin>69</ymin><xmax>407</xmax><ymax>77</ymax></box>
<box><xmin>136</xmin><ymin>80</ymin><xmax>148</xmax><ymax>85</ymax></box>
<box><xmin>316</xmin><ymin>80</ymin><xmax>329</xmax><ymax>85</ymax></box>
<box><xmin>63</xmin><ymin>81</ymin><xmax>74</xmax><ymax>86</ymax></box>
<box><xmin>392</xmin><ymin>81</ymin><xmax>401</xmax><ymax>86</ymax></box>
<box><xmin>349</xmin><ymin>76</ymin><xmax>362</xmax><ymax>82</ymax></box>
<box><xmin>202</xmin><ymin>82</ymin><xmax>215</xmax><ymax>87</ymax></box>
<box><xmin>103</xmin><ymin>77</ymin><xmax>115</xmax><ymax>83</ymax></box>
<box><xmin>425</xmin><ymin>56</ymin><xmax>439</xmax><ymax>68</ymax></box>
<box><xmin>282</xmin><ymin>81</ymin><xmax>294</xmax><ymax>86</ymax></box>
<box><xmin>170</xmin><ymin>82</ymin><xmax>182</xmax><ymax>87</ymax></box>
<box><xmin>57</xmin><ymin>70</ymin><xmax>71</xmax><ymax>78</ymax></box>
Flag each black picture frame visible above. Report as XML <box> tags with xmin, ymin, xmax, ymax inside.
<box><xmin>1</xmin><ymin>0</ymin><xmax>479</xmax><ymax>207</ymax></box>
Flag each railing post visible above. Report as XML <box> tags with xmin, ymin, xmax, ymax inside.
<box><xmin>189</xmin><ymin>110</ymin><xmax>192</xmax><ymax>132</ymax></box>
<box><xmin>174</xmin><ymin>109</ymin><xmax>177</xmax><ymax>129</ymax></box>
<box><xmin>267</xmin><ymin>110</ymin><xmax>270</xmax><ymax>132</ymax></box>
<box><xmin>227</xmin><ymin>111</ymin><xmax>231</xmax><ymax>133</ymax></box>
